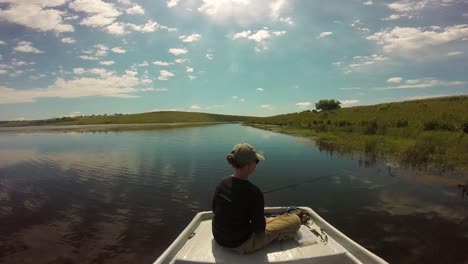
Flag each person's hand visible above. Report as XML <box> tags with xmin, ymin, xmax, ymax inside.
<box><xmin>265</xmin><ymin>217</ymin><xmax>275</xmax><ymax>224</ymax></box>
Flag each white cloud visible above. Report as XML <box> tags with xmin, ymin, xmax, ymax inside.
<box><xmin>386</xmin><ymin>0</ymin><xmax>455</xmax><ymax>15</ymax></box>
<box><xmin>127</xmin><ymin>5</ymin><xmax>144</xmax><ymax>15</ymax></box>
<box><xmin>231</xmin><ymin>96</ymin><xmax>246</xmax><ymax>102</ymax></box>
<box><xmin>69</xmin><ymin>0</ymin><xmax>120</xmax><ymax>17</ymax></box>
<box><xmin>179</xmin><ymin>34</ymin><xmax>202</xmax><ymax>43</ymax></box>
<box><xmin>0</xmin><ymin>69</ymin><xmax>142</xmax><ymax>104</ymax></box>
<box><xmin>249</xmin><ymin>30</ymin><xmax>273</xmax><ymax>42</ymax></box>
<box><xmin>169</xmin><ymin>48</ymin><xmax>188</xmax><ymax>55</ymax></box>
<box><xmin>158</xmin><ymin>70</ymin><xmax>175</xmax><ymax>80</ymax></box>
<box><xmin>350</xmin><ymin>19</ymin><xmax>370</xmax><ymax>33</ymax></box>
<box><xmin>335</xmin><ymin>54</ymin><xmax>389</xmax><ymax>74</ymax></box>
<box><xmin>279</xmin><ymin>17</ymin><xmax>293</xmax><ymax>25</ymax></box>
<box><xmin>206</xmin><ymin>52</ymin><xmax>214</xmax><ymax>60</ymax></box>
<box><xmin>0</xmin><ymin>40</ymin><xmax>5</xmax><ymax>45</ymax></box>
<box><xmin>231</xmin><ymin>30</ymin><xmax>252</xmax><ymax>39</ymax></box>
<box><xmin>0</xmin><ymin>0</ymin><xmax>74</xmax><ymax>33</ymax></box>
<box><xmin>153</xmin><ymin>61</ymin><xmax>173</xmax><ymax>66</ymax></box>
<box><xmin>340</xmin><ymin>99</ymin><xmax>359</xmax><ymax>106</ymax></box>
<box><xmin>73</xmin><ymin>68</ymin><xmax>85</xmax><ymax>74</ymax></box>
<box><xmin>387</xmin><ymin>77</ymin><xmax>403</xmax><ymax>83</ymax></box>
<box><xmin>190</xmin><ymin>105</ymin><xmax>202</xmax><ymax>110</ymax></box>
<box><xmin>318</xmin><ymin>32</ymin><xmax>333</xmax><ymax>39</ymax></box>
<box><xmin>14</xmin><ymin>41</ymin><xmax>43</xmax><ymax>53</ymax></box>
<box><xmin>270</xmin><ymin>0</ymin><xmax>288</xmax><ymax>19</ymax></box>
<box><xmin>367</xmin><ymin>25</ymin><xmax>468</xmax><ymax>53</ymax></box>
<box><xmin>174</xmin><ymin>58</ymin><xmax>188</xmax><ymax>63</ymax></box>
<box><xmin>30</xmin><ymin>74</ymin><xmax>47</xmax><ymax>80</ymax></box>
<box><xmin>64</xmin><ymin>15</ymin><xmax>79</xmax><ymax>21</ymax></box>
<box><xmin>111</xmin><ymin>47</ymin><xmax>126</xmax><ymax>54</ymax></box>
<box><xmin>198</xmin><ymin>0</ymin><xmax>290</xmax><ymax>25</ymax></box>
<box><xmin>167</xmin><ymin>0</ymin><xmax>179</xmax><ymax>8</ymax></box>
<box><xmin>127</xmin><ymin>20</ymin><xmax>159</xmax><ymax>32</ymax></box>
<box><xmin>447</xmin><ymin>51</ymin><xmax>463</xmax><ymax>56</ymax></box>
<box><xmin>106</xmin><ymin>22</ymin><xmax>127</xmax><ymax>35</ymax></box>
<box><xmin>141</xmin><ymin>87</ymin><xmax>168</xmax><ymax>92</ymax></box>
<box><xmin>387</xmin><ymin>0</ymin><xmax>427</xmax><ymax>13</ymax></box>
<box><xmin>137</xmin><ymin>61</ymin><xmax>149</xmax><ymax>67</ymax></box>
<box><xmin>382</xmin><ymin>14</ymin><xmax>402</xmax><ymax>21</ymax></box>
<box><xmin>99</xmin><ymin>60</ymin><xmax>115</xmax><ymax>65</ymax></box>
<box><xmin>161</xmin><ymin>26</ymin><xmax>177</xmax><ymax>32</ymax></box>
<box><xmin>261</xmin><ymin>104</ymin><xmax>273</xmax><ymax>110</ymax></box>
<box><xmin>80</xmin><ymin>14</ymin><xmax>116</xmax><ymax>27</ymax></box>
<box><xmin>80</xmin><ymin>55</ymin><xmax>98</xmax><ymax>60</ymax></box>
<box><xmin>363</xmin><ymin>0</ymin><xmax>373</xmax><ymax>5</ymax></box>
<box><xmin>70</xmin><ymin>0</ymin><xmax>124</xmax><ymax>31</ymax></box>
<box><xmin>118</xmin><ymin>0</ymin><xmax>132</xmax><ymax>6</ymax></box>
<box><xmin>376</xmin><ymin>78</ymin><xmax>466</xmax><ymax>90</ymax></box>
<box><xmin>61</xmin><ymin>37</ymin><xmax>76</xmax><ymax>44</ymax></box>
<box><xmin>11</xmin><ymin>59</ymin><xmax>34</xmax><ymax>67</ymax></box>
<box><xmin>296</xmin><ymin>102</ymin><xmax>311</xmax><ymax>108</ymax></box>
<box><xmin>186</xmin><ymin>67</ymin><xmax>194</xmax><ymax>73</ymax></box>
<box><xmin>228</xmin><ymin>29</ymin><xmax>287</xmax><ymax>52</ymax></box>
<box><xmin>71</xmin><ymin>0</ymin><xmax>161</xmax><ymax>35</ymax></box>
<box><xmin>188</xmin><ymin>75</ymin><xmax>196</xmax><ymax>80</ymax></box>
<box><xmin>141</xmin><ymin>79</ymin><xmax>152</xmax><ymax>85</ymax></box>
<box><xmin>256</xmin><ymin>87</ymin><xmax>264</xmax><ymax>91</ymax></box>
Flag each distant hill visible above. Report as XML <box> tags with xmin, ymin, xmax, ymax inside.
<box><xmin>245</xmin><ymin>95</ymin><xmax>468</xmax><ymax>130</ymax></box>
<box><xmin>0</xmin><ymin>111</ymin><xmax>253</xmax><ymax>127</ymax></box>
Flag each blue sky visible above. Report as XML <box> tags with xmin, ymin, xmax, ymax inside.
<box><xmin>0</xmin><ymin>0</ymin><xmax>467</xmax><ymax>120</ymax></box>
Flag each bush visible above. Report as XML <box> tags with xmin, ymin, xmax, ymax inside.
<box><xmin>315</xmin><ymin>124</ymin><xmax>328</xmax><ymax>132</ymax></box>
<box><xmin>396</xmin><ymin>119</ymin><xmax>409</xmax><ymax>128</ymax></box>
<box><xmin>403</xmin><ymin>140</ymin><xmax>436</xmax><ymax>167</ymax></box>
<box><xmin>363</xmin><ymin>120</ymin><xmax>378</xmax><ymax>135</ymax></box>
<box><xmin>423</xmin><ymin>120</ymin><xmax>456</xmax><ymax>131</ymax></box>
<box><xmin>338</xmin><ymin>120</ymin><xmax>352</xmax><ymax>127</ymax></box>
<box><xmin>462</xmin><ymin>123</ymin><xmax>468</xmax><ymax>133</ymax></box>
<box><xmin>315</xmin><ymin>99</ymin><xmax>341</xmax><ymax>111</ymax></box>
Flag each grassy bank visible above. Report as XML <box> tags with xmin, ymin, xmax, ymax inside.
<box><xmin>245</xmin><ymin>96</ymin><xmax>468</xmax><ymax>171</ymax></box>
<box><xmin>0</xmin><ymin>111</ymin><xmax>252</xmax><ymax>127</ymax></box>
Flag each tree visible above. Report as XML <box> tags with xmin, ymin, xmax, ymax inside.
<box><xmin>315</xmin><ymin>99</ymin><xmax>341</xmax><ymax>111</ymax></box>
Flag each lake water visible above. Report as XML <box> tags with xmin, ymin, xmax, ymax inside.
<box><xmin>0</xmin><ymin>124</ymin><xmax>467</xmax><ymax>264</ymax></box>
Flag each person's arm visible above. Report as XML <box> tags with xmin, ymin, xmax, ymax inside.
<box><xmin>250</xmin><ymin>189</ymin><xmax>266</xmax><ymax>233</ymax></box>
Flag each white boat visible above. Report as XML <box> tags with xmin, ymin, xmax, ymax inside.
<box><xmin>154</xmin><ymin>207</ymin><xmax>388</xmax><ymax>264</ymax></box>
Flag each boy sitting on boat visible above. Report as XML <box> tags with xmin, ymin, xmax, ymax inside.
<box><xmin>212</xmin><ymin>143</ymin><xmax>302</xmax><ymax>254</ymax></box>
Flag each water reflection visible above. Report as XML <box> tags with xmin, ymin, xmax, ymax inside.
<box><xmin>0</xmin><ymin>124</ymin><xmax>467</xmax><ymax>264</ymax></box>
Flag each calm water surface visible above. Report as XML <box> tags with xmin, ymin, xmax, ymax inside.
<box><xmin>0</xmin><ymin>124</ymin><xmax>467</xmax><ymax>264</ymax></box>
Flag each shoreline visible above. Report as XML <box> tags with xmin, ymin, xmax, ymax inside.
<box><xmin>0</xmin><ymin>122</ymin><xmax>234</xmax><ymax>134</ymax></box>
<box><xmin>244</xmin><ymin>123</ymin><xmax>467</xmax><ymax>172</ymax></box>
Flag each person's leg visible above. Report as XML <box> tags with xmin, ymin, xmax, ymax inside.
<box><xmin>233</xmin><ymin>213</ymin><xmax>300</xmax><ymax>254</ymax></box>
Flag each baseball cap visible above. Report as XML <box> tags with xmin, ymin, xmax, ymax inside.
<box><xmin>230</xmin><ymin>143</ymin><xmax>265</xmax><ymax>167</ymax></box>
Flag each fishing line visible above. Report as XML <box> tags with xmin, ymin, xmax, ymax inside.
<box><xmin>263</xmin><ymin>172</ymin><xmax>346</xmax><ymax>194</ymax></box>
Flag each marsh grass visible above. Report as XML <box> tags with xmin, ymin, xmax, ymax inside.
<box><xmin>246</xmin><ymin>96</ymin><xmax>468</xmax><ymax>170</ymax></box>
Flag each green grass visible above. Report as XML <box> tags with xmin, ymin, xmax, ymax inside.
<box><xmin>0</xmin><ymin>111</ymin><xmax>252</xmax><ymax>126</ymax></box>
<box><xmin>245</xmin><ymin>96</ymin><xmax>468</xmax><ymax>171</ymax></box>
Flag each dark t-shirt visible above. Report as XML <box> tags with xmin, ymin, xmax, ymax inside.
<box><xmin>212</xmin><ymin>176</ymin><xmax>265</xmax><ymax>248</ymax></box>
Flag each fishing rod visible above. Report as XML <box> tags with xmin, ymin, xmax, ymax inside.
<box><xmin>263</xmin><ymin>172</ymin><xmax>344</xmax><ymax>194</ymax></box>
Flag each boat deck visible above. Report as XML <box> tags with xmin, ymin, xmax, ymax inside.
<box><xmin>172</xmin><ymin>220</ymin><xmax>356</xmax><ymax>263</ymax></box>
<box><xmin>155</xmin><ymin>207</ymin><xmax>387</xmax><ymax>264</ymax></box>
